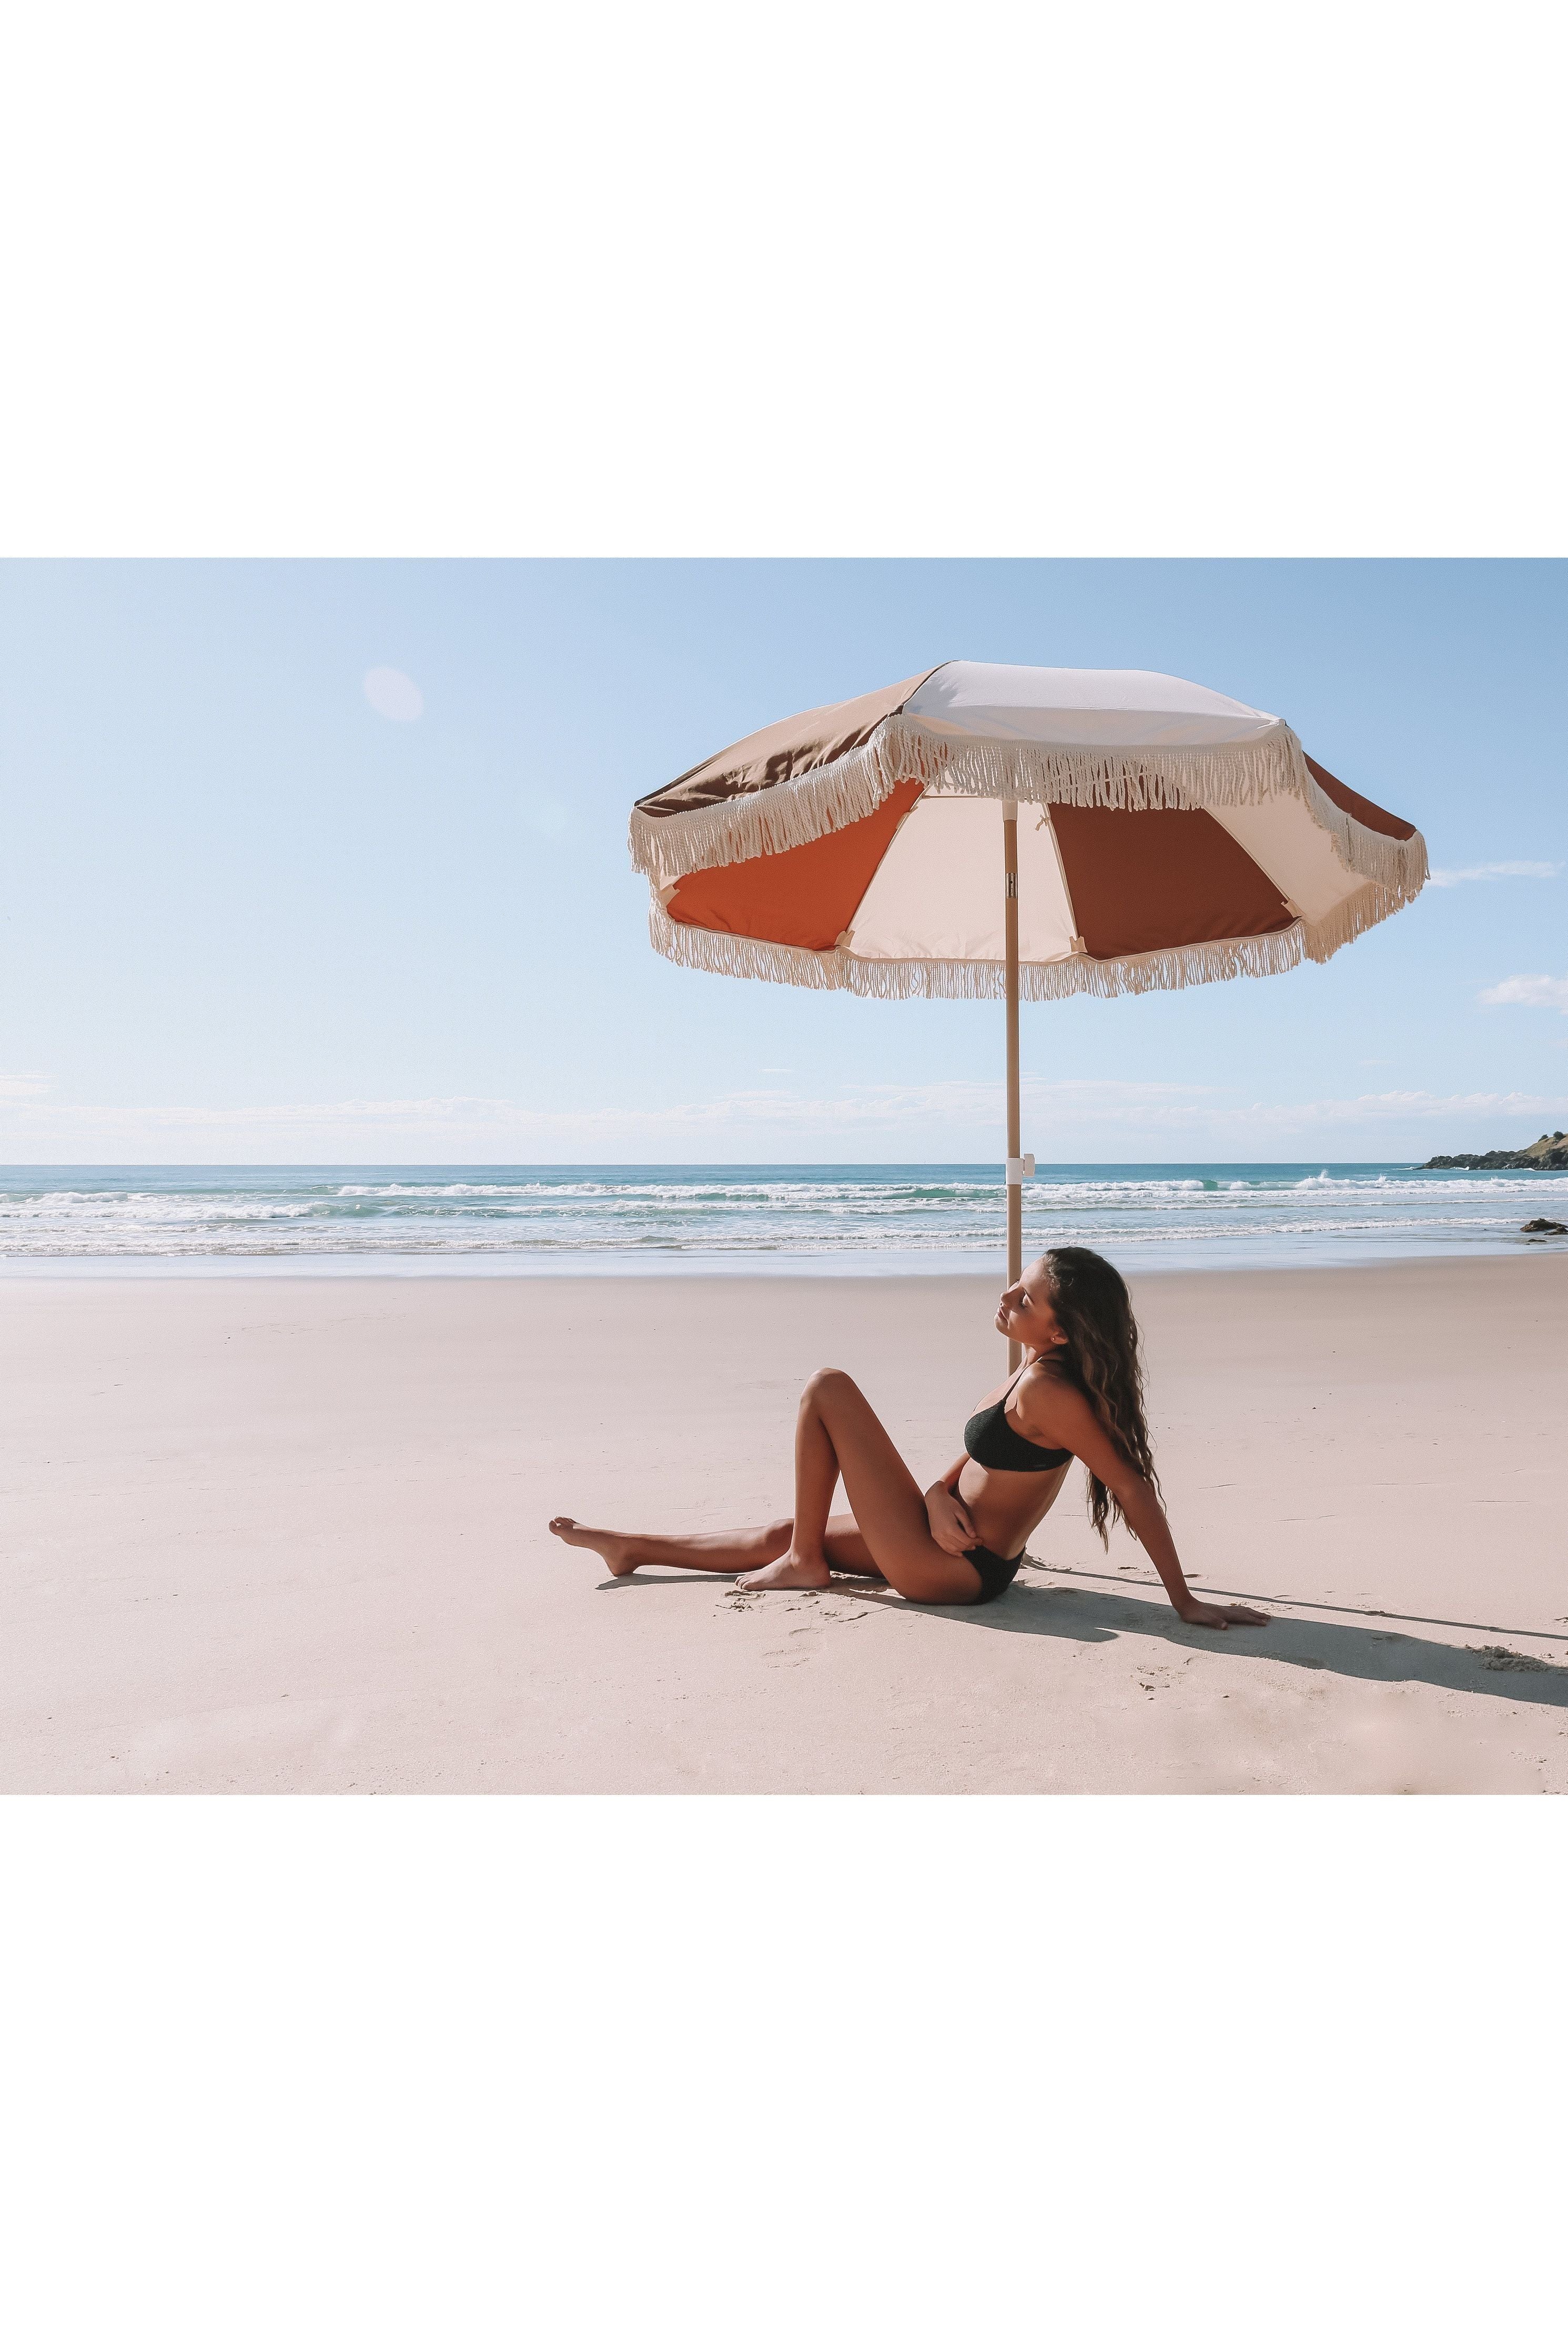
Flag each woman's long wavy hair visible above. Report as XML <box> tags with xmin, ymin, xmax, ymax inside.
<box><xmin>1040</xmin><ymin>1247</ymin><xmax>1160</xmax><ymax>1546</ymax></box>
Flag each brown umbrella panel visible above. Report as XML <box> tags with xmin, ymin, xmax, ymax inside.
<box><xmin>629</xmin><ymin>662</ymin><xmax>1428</xmax><ymax>1001</ymax></box>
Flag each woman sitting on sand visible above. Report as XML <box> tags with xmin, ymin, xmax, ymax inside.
<box><xmin>551</xmin><ymin>1247</ymin><xmax>1267</xmax><ymax>1630</ymax></box>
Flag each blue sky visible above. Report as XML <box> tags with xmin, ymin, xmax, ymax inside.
<box><xmin>2</xmin><ymin>559</ymin><xmax>1564</xmax><ymax>1164</ymax></box>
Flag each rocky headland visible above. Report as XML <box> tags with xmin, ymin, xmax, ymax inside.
<box><xmin>1424</xmin><ymin>1130</ymin><xmax>1568</xmax><ymax>1171</ymax></box>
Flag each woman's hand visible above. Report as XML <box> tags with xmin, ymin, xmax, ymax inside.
<box><xmin>925</xmin><ymin>1485</ymin><xmax>978</xmax><ymax>1557</ymax></box>
<box><xmin>1175</xmin><ymin>1598</ymin><xmax>1271</xmax><ymax>1630</ymax></box>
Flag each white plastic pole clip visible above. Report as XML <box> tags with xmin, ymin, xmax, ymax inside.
<box><xmin>1005</xmin><ymin>1154</ymin><xmax>1035</xmax><ymax>1185</ymax></box>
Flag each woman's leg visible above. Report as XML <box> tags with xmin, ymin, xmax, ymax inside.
<box><xmin>548</xmin><ymin>1512</ymin><xmax>882</xmax><ymax>1581</ymax></box>
<box><xmin>549</xmin><ymin>1516</ymin><xmax>794</xmax><ymax>1578</ymax></box>
<box><xmin>736</xmin><ymin>1369</ymin><xmax>983</xmax><ymax>1605</ymax></box>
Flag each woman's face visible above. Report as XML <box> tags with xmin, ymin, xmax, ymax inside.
<box><xmin>996</xmin><ymin>1260</ymin><xmax>1066</xmax><ymax>1353</ymax></box>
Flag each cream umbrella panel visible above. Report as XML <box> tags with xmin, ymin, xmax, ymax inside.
<box><xmin>630</xmin><ymin>662</ymin><xmax>1428</xmax><ymax>1350</ymax></box>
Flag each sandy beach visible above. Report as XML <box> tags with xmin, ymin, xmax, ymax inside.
<box><xmin>3</xmin><ymin>1257</ymin><xmax>1565</xmax><ymax>1794</ymax></box>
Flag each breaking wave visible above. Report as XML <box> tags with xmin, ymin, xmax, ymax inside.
<box><xmin>3</xmin><ymin>1162</ymin><xmax>1566</xmax><ymax>1271</ymax></box>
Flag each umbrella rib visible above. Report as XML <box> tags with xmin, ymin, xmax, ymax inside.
<box><xmin>838</xmin><ymin>796</ymin><xmax>920</xmax><ymax>947</ymax></box>
<box><xmin>1034</xmin><ymin>804</ymin><xmax>1087</xmax><ymax>954</ymax></box>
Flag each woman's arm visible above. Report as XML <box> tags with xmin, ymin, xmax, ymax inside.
<box><xmin>924</xmin><ymin>1455</ymin><xmax>977</xmax><ymax>1556</ymax></box>
<box><xmin>1016</xmin><ymin>1376</ymin><xmax>1268</xmax><ymax>1629</ymax></box>
<box><xmin>1098</xmin><ymin>1466</ymin><xmax>1213</xmax><ymax>1623</ymax></box>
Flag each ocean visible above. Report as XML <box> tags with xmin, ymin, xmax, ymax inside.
<box><xmin>2</xmin><ymin>1163</ymin><xmax>1565</xmax><ymax>1274</ymax></box>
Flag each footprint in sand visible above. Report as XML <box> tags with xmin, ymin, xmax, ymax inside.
<box><xmin>724</xmin><ymin>1588</ymin><xmax>867</xmax><ymax>1625</ymax></box>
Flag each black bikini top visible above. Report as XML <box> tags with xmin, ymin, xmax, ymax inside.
<box><xmin>964</xmin><ymin>1361</ymin><xmax>1073</xmax><ymax>1473</ymax></box>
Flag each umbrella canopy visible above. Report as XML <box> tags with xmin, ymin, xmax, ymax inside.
<box><xmin>630</xmin><ymin>662</ymin><xmax>1427</xmax><ymax>1000</ymax></box>
<box><xmin>630</xmin><ymin>661</ymin><xmax>1428</xmax><ymax>1358</ymax></box>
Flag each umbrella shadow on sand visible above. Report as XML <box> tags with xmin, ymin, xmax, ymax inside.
<box><xmin>861</xmin><ymin>1571</ymin><xmax>1568</xmax><ymax>1708</ymax></box>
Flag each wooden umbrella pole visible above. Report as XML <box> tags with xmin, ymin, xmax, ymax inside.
<box><xmin>1004</xmin><ymin>800</ymin><xmax>1021</xmax><ymax>1369</ymax></box>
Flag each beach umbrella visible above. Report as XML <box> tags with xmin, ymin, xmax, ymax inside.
<box><xmin>630</xmin><ymin>662</ymin><xmax>1428</xmax><ymax>1357</ymax></box>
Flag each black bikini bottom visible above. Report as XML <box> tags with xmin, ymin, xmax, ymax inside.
<box><xmin>962</xmin><ymin>1543</ymin><xmax>1025</xmax><ymax>1606</ymax></box>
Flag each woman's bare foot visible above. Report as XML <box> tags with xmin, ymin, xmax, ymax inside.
<box><xmin>549</xmin><ymin>1517</ymin><xmax>642</xmax><ymax>1579</ymax></box>
<box><xmin>735</xmin><ymin>1550</ymin><xmax>832</xmax><ymax>1592</ymax></box>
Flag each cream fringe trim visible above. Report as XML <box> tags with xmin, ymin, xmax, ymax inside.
<box><xmin>648</xmin><ymin>882</ymin><xmax>1406</xmax><ymax>1003</ymax></box>
<box><xmin>629</xmin><ymin>714</ymin><xmax>1429</xmax><ymax>904</ymax></box>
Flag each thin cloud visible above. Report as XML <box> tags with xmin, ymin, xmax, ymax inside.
<box><xmin>1035</xmin><ymin>1087</ymin><xmax>1568</xmax><ymax>1138</ymax></box>
<box><xmin>0</xmin><ymin>1074</ymin><xmax>1226</xmax><ymax>1157</ymax></box>
<box><xmin>362</xmin><ymin>667</ymin><xmax>423</xmax><ymax>723</ymax></box>
<box><xmin>1428</xmin><ymin>860</ymin><xmax>1561</xmax><ymax>887</ymax></box>
<box><xmin>1228</xmin><ymin>1087</ymin><xmax>1568</xmax><ymax>1129</ymax></box>
<box><xmin>13</xmin><ymin>1076</ymin><xmax>1565</xmax><ymax>1160</ymax></box>
<box><xmin>522</xmin><ymin>795</ymin><xmax>569</xmax><ymax>842</ymax></box>
<box><xmin>1480</xmin><ymin>973</ymin><xmax>1568</xmax><ymax>1012</ymax></box>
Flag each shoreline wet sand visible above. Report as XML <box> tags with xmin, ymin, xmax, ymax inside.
<box><xmin>4</xmin><ymin>1256</ymin><xmax>1566</xmax><ymax>1793</ymax></box>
